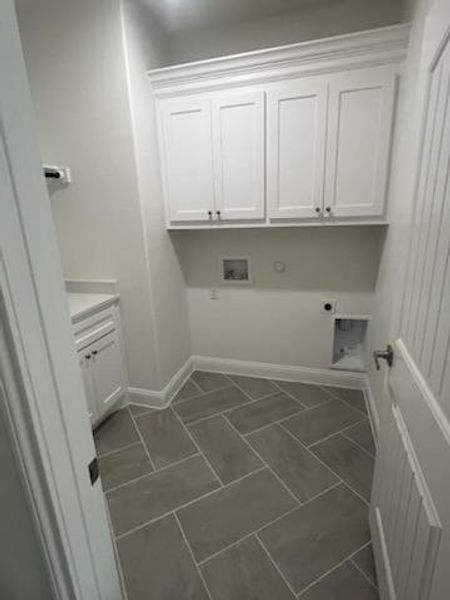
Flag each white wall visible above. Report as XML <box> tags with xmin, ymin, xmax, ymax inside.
<box><xmin>121</xmin><ymin>0</ymin><xmax>191</xmax><ymax>385</ymax></box>
<box><xmin>367</xmin><ymin>0</ymin><xmax>431</xmax><ymax>420</ymax></box>
<box><xmin>169</xmin><ymin>0</ymin><xmax>405</xmax><ymax>63</ymax></box>
<box><xmin>16</xmin><ymin>0</ymin><xmax>192</xmax><ymax>392</ymax></box>
<box><xmin>183</xmin><ymin>227</ymin><xmax>384</xmax><ymax>369</ymax></box>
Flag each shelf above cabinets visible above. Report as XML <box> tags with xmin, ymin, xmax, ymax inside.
<box><xmin>149</xmin><ymin>24</ymin><xmax>409</xmax><ymax>230</ymax></box>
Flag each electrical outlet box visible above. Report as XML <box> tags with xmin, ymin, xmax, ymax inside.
<box><xmin>321</xmin><ymin>299</ymin><xmax>337</xmax><ymax>315</ymax></box>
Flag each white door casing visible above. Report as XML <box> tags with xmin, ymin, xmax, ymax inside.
<box><xmin>0</xmin><ymin>1</ymin><xmax>122</xmax><ymax>598</ymax></box>
<box><xmin>370</xmin><ymin>3</ymin><xmax>450</xmax><ymax>599</ymax></box>
<box><xmin>325</xmin><ymin>65</ymin><xmax>397</xmax><ymax>218</ymax></box>
<box><xmin>267</xmin><ymin>77</ymin><xmax>328</xmax><ymax>219</ymax></box>
<box><xmin>212</xmin><ymin>90</ymin><xmax>265</xmax><ymax>220</ymax></box>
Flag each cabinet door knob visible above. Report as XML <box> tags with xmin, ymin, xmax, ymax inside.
<box><xmin>315</xmin><ymin>207</ymin><xmax>322</xmax><ymax>214</ymax></box>
<box><xmin>92</xmin><ymin>350</ymin><xmax>98</xmax><ymax>356</ymax></box>
<box><xmin>208</xmin><ymin>210</ymin><xmax>213</xmax><ymax>218</ymax></box>
<box><xmin>325</xmin><ymin>206</ymin><xmax>332</xmax><ymax>213</ymax></box>
<box><xmin>216</xmin><ymin>210</ymin><xmax>221</xmax><ymax>219</ymax></box>
<box><xmin>85</xmin><ymin>354</ymin><xmax>91</xmax><ymax>360</ymax></box>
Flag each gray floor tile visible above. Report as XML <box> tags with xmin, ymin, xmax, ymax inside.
<box><xmin>343</xmin><ymin>421</ymin><xmax>376</xmax><ymax>456</ymax></box>
<box><xmin>300</xmin><ymin>561</ymin><xmax>378</xmax><ymax>600</ymax></box>
<box><xmin>247</xmin><ymin>425</ymin><xmax>338</xmax><ymax>502</ymax></box>
<box><xmin>98</xmin><ymin>443</ymin><xmax>153</xmax><ymax>492</ymax></box>
<box><xmin>174</xmin><ymin>386</ymin><xmax>250</xmax><ymax>425</ymax></box>
<box><xmin>351</xmin><ymin>544</ymin><xmax>377</xmax><ymax>587</ymax></box>
<box><xmin>258</xmin><ymin>484</ymin><xmax>370</xmax><ymax>593</ymax></box>
<box><xmin>282</xmin><ymin>399</ymin><xmax>364</xmax><ymax>446</ymax></box>
<box><xmin>94</xmin><ymin>409</ymin><xmax>139</xmax><ymax>456</ymax></box>
<box><xmin>107</xmin><ymin>454</ymin><xmax>220</xmax><ymax>536</ymax></box>
<box><xmin>118</xmin><ymin>514</ymin><xmax>209</xmax><ymax>600</ymax></box>
<box><xmin>188</xmin><ymin>415</ymin><xmax>262</xmax><ymax>484</ymax></box>
<box><xmin>324</xmin><ymin>387</ymin><xmax>367</xmax><ymax>415</ymax></box>
<box><xmin>229</xmin><ymin>375</ymin><xmax>279</xmax><ymax>400</ymax></box>
<box><xmin>172</xmin><ymin>378</ymin><xmax>202</xmax><ymax>404</ymax></box>
<box><xmin>310</xmin><ymin>434</ymin><xmax>374</xmax><ymax>501</ymax></box>
<box><xmin>128</xmin><ymin>404</ymin><xmax>156</xmax><ymax>417</ymax></box>
<box><xmin>177</xmin><ymin>468</ymin><xmax>297</xmax><ymax>562</ymax></box>
<box><xmin>201</xmin><ymin>536</ymin><xmax>295</xmax><ymax>600</ymax></box>
<box><xmin>135</xmin><ymin>408</ymin><xmax>197</xmax><ymax>469</ymax></box>
<box><xmin>226</xmin><ymin>393</ymin><xmax>303</xmax><ymax>434</ymax></box>
<box><xmin>275</xmin><ymin>381</ymin><xmax>333</xmax><ymax>408</ymax></box>
<box><xmin>192</xmin><ymin>370</ymin><xmax>231</xmax><ymax>392</ymax></box>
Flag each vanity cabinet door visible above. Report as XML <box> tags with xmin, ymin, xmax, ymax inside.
<box><xmin>78</xmin><ymin>351</ymin><xmax>98</xmax><ymax>425</ymax></box>
<box><xmin>267</xmin><ymin>77</ymin><xmax>328</xmax><ymax>220</ymax></box>
<box><xmin>159</xmin><ymin>96</ymin><xmax>215</xmax><ymax>223</ymax></box>
<box><xmin>90</xmin><ymin>331</ymin><xmax>125</xmax><ymax>416</ymax></box>
<box><xmin>324</xmin><ymin>65</ymin><xmax>397</xmax><ymax>218</ymax></box>
<box><xmin>212</xmin><ymin>90</ymin><xmax>265</xmax><ymax>220</ymax></box>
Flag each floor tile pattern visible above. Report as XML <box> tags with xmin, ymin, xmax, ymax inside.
<box><xmin>93</xmin><ymin>372</ymin><xmax>378</xmax><ymax>600</ymax></box>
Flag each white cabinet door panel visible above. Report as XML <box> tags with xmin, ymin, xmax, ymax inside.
<box><xmin>212</xmin><ymin>91</ymin><xmax>265</xmax><ymax>220</ymax></box>
<box><xmin>160</xmin><ymin>96</ymin><xmax>215</xmax><ymax>222</ymax></box>
<box><xmin>78</xmin><ymin>353</ymin><xmax>97</xmax><ymax>425</ymax></box>
<box><xmin>90</xmin><ymin>332</ymin><xmax>125</xmax><ymax>414</ymax></box>
<box><xmin>325</xmin><ymin>66</ymin><xmax>396</xmax><ymax>218</ymax></box>
<box><xmin>267</xmin><ymin>78</ymin><xmax>328</xmax><ymax>219</ymax></box>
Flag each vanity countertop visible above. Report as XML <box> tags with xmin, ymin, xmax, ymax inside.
<box><xmin>67</xmin><ymin>292</ymin><xmax>118</xmax><ymax>322</ymax></box>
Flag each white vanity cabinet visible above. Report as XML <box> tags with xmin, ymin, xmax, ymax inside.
<box><xmin>150</xmin><ymin>25</ymin><xmax>409</xmax><ymax>228</ymax></box>
<box><xmin>72</xmin><ymin>301</ymin><xmax>127</xmax><ymax>427</ymax></box>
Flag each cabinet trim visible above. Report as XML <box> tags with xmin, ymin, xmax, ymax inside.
<box><xmin>149</xmin><ymin>25</ymin><xmax>409</xmax><ymax>97</ymax></box>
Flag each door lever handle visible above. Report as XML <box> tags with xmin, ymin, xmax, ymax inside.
<box><xmin>373</xmin><ymin>345</ymin><xmax>394</xmax><ymax>370</ymax></box>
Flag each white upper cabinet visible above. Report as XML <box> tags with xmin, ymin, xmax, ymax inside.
<box><xmin>150</xmin><ymin>25</ymin><xmax>409</xmax><ymax>228</ymax></box>
<box><xmin>160</xmin><ymin>96</ymin><xmax>215</xmax><ymax>222</ymax></box>
<box><xmin>267</xmin><ymin>78</ymin><xmax>328</xmax><ymax>219</ymax></box>
<box><xmin>324</xmin><ymin>65</ymin><xmax>397</xmax><ymax>218</ymax></box>
<box><xmin>212</xmin><ymin>91</ymin><xmax>265</xmax><ymax>220</ymax></box>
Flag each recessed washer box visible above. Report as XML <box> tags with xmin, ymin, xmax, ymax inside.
<box><xmin>220</xmin><ymin>257</ymin><xmax>252</xmax><ymax>284</ymax></box>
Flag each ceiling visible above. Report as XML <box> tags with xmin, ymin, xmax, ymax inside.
<box><xmin>143</xmin><ymin>0</ymin><xmax>343</xmax><ymax>33</ymax></box>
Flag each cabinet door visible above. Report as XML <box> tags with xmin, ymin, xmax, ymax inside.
<box><xmin>212</xmin><ymin>91</ymin><xmax>265</xmax><ymax>220</ymax></box>
<box><xmin>160</xmin><ymin>96</ymin><xmax>215</xmax><ymax>222</ymax></box>
<box><xmin>325</xmin><ymin>66</ymin><xmax>397</xmax><ymax>218</ymax></box>
<box><xmin>267</xmin><ymin>77</ymin><xmax>328</xmax><ymax>219</ymax></box>
<box><xmin>78</xmin><ymin>352</ymin><xmax>98</xmax><ymax>425</ymax></box>
<box><xmin>90</xmin><ymin>332</ymin><xmax>125</xmax><ymax>415</ymax></box>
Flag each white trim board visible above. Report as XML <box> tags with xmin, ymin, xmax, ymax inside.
<box><xmin>149</xmin><ymin>24</ymin><xmax>410</xmax><ymax>97</ymax></box>
<box><xmin>128</xmin><ymin>356</ymin><xmax>194</xmax><ymax>409</ymax></box>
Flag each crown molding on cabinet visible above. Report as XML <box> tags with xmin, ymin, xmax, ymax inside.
<box><xmin>148</xmin><ymin>24</ymin><xmax>410</xmax><ymax>97</ymax></box>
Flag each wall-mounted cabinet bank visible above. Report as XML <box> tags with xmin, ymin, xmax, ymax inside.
<box><xmin>149</xmin><ymin>25</ymin><xmax>409</xmax><ymax>229</ymax></box>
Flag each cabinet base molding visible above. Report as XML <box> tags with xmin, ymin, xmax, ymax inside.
<box><xmin>128</xmin><ymin>356</ymin><xmax>194</xmax><ymax>409</ymax></box>
<box><xmin>193</xmin><ymin>355</ymin><xmax>366</xmax><ymax>389</ymax></box>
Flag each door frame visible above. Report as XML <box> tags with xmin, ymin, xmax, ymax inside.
<box><xmin>0</xmin><ymin>1</ymin><xmax>122</xmax><ymax>599</ymax></box>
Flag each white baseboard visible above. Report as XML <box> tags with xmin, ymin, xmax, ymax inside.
<box><xmin>192</xmin><ymin>355</ymin><xmax>367</xmax><ymax>389</ymax></box>
<box><xmin>128</xmin><ymin>356</ymin><xmax>193</xmax><ymax>409</ymax></box>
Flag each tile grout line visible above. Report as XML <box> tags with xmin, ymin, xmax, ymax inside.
<box><xmin>306</xmin><ymin>417</ymin><xmax>369</xmax><ymax>450</ymax></box>
<box><xmin>254</xmin><ymin>533</ymin><xmax>298</xmax><ymax>598</ymax></box>
<box><xmin>271</xmin><ymin>380</ymin><xmax>311</xmax><ymax>410</ymax></box>
<box><xmin>96</xmin><ymin>440</ymin><xmax>142</xmax><ymax>459</ymax></box>
<box><xmin>340</xmin><ymin>430</ymin><xmax>376</xmax><ymax>459</ymax></box>
<box><xmin>128</xmin><ymin>408</ymin><xmax>156</xmax><ymax>472</ymax></box>
<box><xmin>114</xmin><ymin>465</ymin><xmax>268</xmax><ymax>541</ymax></box>
<box><xmin>278</xmin><ymin>422</ymin><xmax>371</xmax><ymax>506</ymax></box>
<box><xmin>173</xmin><ymin>384</ymin><xmax>234</xmax><ymax>408</ymax></box>
<box><xmin>197</xmin><ymin>481</ymin><xmax>343</xmax><ymax>569</ymax></box>
<box><xmin>173</xmin><ymin>512</ymin><xmax>214</xmax><ymax>600</ymax></box>
<box><xmin>295</xmin><ymin>541</ymin><xmax>374</xmax><ymax>598</ymax></box>
<box><xmin>223</xmin><ymin>373</ymin><xmax>280</xmax><ymax>403</ymax></box>
<box><xmin>224</xmin><ymin>415</ymin><xmax>302</xmax><ymax>507</ymax></box>
<box><xmin>349</xmin><ymin>555</ymin><xmax>378</xmax><ymax>590</ymax></box>
<box><xmin>321</xmin><ymin>387</ymin><xmax>369</xmax><ymax>419</ymax></box>
<box><xmin>104</xmin><ymin>452</ymin><xmax>201</xmax><ymax>495</ymax></box>
<box><xmin>170</xmin><ymin>406</ymin><xmax>226</xmax><ymax>488</ymax></box>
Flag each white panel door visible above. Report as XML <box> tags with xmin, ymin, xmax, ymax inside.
<box><xmin>90</xmin><ymin>332</ymin><xmax>125</xmax><ymax>414</ymax></box>
<box><xmin>212</xmin><ymin>91</ymin><xmax>265</xmax><ymax>220</ymax></box>
<box><xmin>325</xmin><ymin>66</ymin><xmax>397</xmax><ymax>218</ymax></box>
<box><xmin>371</xmin><ymin>3</ymin><xmax>450</xmax><ymax>598</ymax></box>
<box><xmin>267</xmin><ymin>77</ymin><xmax>327</xmax><ymax>219</ymax></box>
<box><xmin>160</xmin><ymin>96</ymin><xmax>215</xmax><ymax>222</ymax></box>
